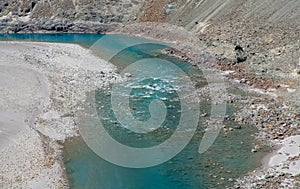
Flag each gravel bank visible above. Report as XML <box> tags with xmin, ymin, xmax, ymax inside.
<box><xmin>0</xmin><ymin>41</ymin><xmax>121</xmax><ymax>188</ymax></box>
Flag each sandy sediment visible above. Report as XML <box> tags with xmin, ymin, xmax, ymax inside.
<box><xmin>267</xmin><ymin>135</ymin><xmax>300</xmax><ymax>176</ymax></box>
<box><xmin>0</xmin><ymin>41</ymin><xmax>121</xmax><ymax>188</ymax></box>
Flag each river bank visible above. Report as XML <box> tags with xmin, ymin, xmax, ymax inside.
<box><xmin>0</xmin><ymin>41</ymin><xmax>121</xmax><ymax>188</ymax></box>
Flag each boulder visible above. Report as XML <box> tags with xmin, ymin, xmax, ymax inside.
<box><xmin>235</xmin><ymin>45</ymin><xmax>247</xmax><ymax>63</ymax></box>
<box><xmin>55</xmin><ymin>24</ymin><xmax>68</xmax><ymax>32</ymax></box>
<box><xmin>41</xmin><ymin>20</ymin><xmax>55</xmax><ymax>31</ymax></box>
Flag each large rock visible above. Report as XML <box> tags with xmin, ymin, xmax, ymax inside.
<box><xmin>41</xmin><ymin>20</ymin><xmax>55</xmax><ymax>31</ymax></box>
<box><xmin>235</xmin><ymin>45</ymin><xmax>247</xmax><ymax>63</ymax></box>
<box><xmin>54</xmin><ymin>23</ymin><xmax>68</xmax><ymax>32</ymax></box>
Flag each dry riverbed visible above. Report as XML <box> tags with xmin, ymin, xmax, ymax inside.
<box><xmin>0</xmin><ymin>41</ymin><xmax>122</xmax><ymax>188</ymax></box>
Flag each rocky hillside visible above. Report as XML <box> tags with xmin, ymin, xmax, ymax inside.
<box><xmin>0</xmin><ymin>0</ymin><xmax>144</xmax><ymax>32</ymax></box>
<box><xmin>0</xmin><ymin>0</ymin><xmax>300</xmax><ymax>33</ymax></box>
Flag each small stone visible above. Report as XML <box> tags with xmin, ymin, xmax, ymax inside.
<box><xmin>200</xmin><ymin>113</ymin><xmax>207</xmax><ymax>117</ymax></box>
<box><xmin>251</xmin><ymin>148</ymin><xmax>258</xmax><ymax>153</ymax></box>
<box><xmin>236</xmin><ymin>117</ymin><xmax>243</xmax><ymax>123</ymax></box>
<box><xmin>124</xmin><ymin>73</ymin><xmax>132</xmax><ymax>77</ymax></box>
<box><xmin>265</xmin><ymin>174</ymin><xmax>274</xmax><ymax>179</ymax></box>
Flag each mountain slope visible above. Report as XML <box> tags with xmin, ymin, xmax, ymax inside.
<box><xmin>0</xmin><ymin>0</ymin><xmax>300</xmax><ymax>33</ymax></box>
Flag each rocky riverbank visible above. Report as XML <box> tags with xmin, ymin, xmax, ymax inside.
<box><xmin>112</xmin><ymin>22</ymin><xmax>300</xmax><ymax>188</ymax></box>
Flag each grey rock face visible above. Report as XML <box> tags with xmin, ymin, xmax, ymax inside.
<box><xmin>0</xmin><ymin>0</ymin><xmax>143</xmax><ymax>33</ymax></box>
<box><xmin>0</xmin><ymin>0</ymin><xmax>300</xmax><ymax>33</ymax></box>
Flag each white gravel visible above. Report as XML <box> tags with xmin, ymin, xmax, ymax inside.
<box><xmin>268</xmin><ymin>135</ymin><xmax>300</xmax><ymax>176</ymax></box>
<box><xmin>0</xmin><ymin>41</ymin><xmax>121</xmax><ymax>188</ymax></box>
